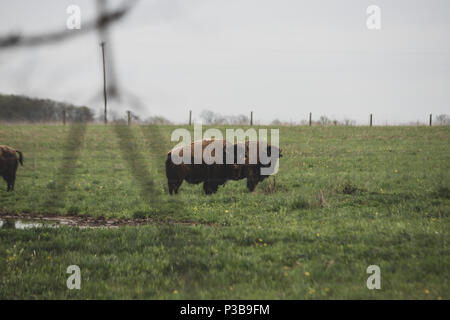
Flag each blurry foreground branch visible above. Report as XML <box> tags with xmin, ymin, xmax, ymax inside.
<box><xmin>0</xmin><ymin>0</ymin><xmax>137</xmax><ymax>49</ymax></box>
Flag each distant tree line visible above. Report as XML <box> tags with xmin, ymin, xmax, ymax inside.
<box><xmin>2</xmin><ymin>95</ymin><xmax>449</xmax><ymax>126</ymax></box>
<box><xmin>108</xmin><ymin>113</ymin><xmax>173</xmax><ymax>125</ymax></box>
<box><xmin>144</xmin><ymin>115</ymin><xmax>173</xmax><ymax>125</ymax></box>
<box><xmin>272</xmin><ymin>115</ymin><xmax>356</xmax><ymax>126</ymax></box>
<box><xmin>273</xmin><ymin>114</ymin><xmax>450</xmax><ymax>126</ymax></box>
<box><xmin>200</xmin><ymin>110</ymin><xmax>249</xmax><ymax>125</ymax></box>
<box><xmin>0</xmin><ymin>94</ymin><xmax>94</xmax><ymax>123</ymax></box>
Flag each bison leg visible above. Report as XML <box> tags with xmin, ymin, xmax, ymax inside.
<box><xmin>2</xmin><ymin>174</ymin><xmax>11</xmax><ymax>192</ymax></box>
<box><xmin>246</xmin><ymin>166</ymin><xmax>262</xmax><ymax>192</ymax></box>
<box><xmin>10</xmin><ymin>170</ymin><xmax>16</xmax><ymax>191</ymax></box>
<box><xmin>173</xmin><ymin>179</ymin><xmax>183</xmax><ymax>194</ymax></box>
<box><xmin>168</xmin><ymin>179</ymin><xmax>183</xmax><ymax>195</ymax></box>
<box><xmin>247</xmin><ymin>177</ymin><xmax>258</xmax><ymax>192</ymax></box>
<box><xmin>203</xmin><ymin>181</ymin><xmax>212</xmax><ymax>194</ymax></box>
<box><xmin>210</xmin><ymin>183</ymin><xmax>219</xmax><ymax>194</ymax></box>
<box><xmin>203</xmin><ymin>181</ymin><xmax>219</xmax><ymax>195</ymax></box>
<box><xmin>168</xmin><ymin>180</ymin><xmax>174</xmax><ymax>195</ymax></box>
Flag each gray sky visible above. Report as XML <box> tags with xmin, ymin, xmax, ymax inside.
<box><xmin>0</xmin><ymin>0</ymin><xmax>449</xmax><ymax>124</ymax></box>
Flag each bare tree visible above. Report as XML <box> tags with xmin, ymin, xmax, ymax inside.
<box><xmin>343</xmin><ymin>118</ymin><xmax>355</xmax><ymax>126</ymax></box>
<box><xmin>145</xmin><ymin>116</ymin><xmax>172</xmax><ymax>125</ymax></box>
<box><xmin>271</xmin><ymin>119</ymin><xmax>282</xmax><ymax>125</ymax></box>
<box><xmin>319</xmin><ymin>115</ymin><xmax>330</xmax><ymax>126</ymax></box>
<box><xmin>200</xmin><ymin>110</ymin><xmax>215</xmax><ymax>124</ymax></box>
<box><xmin>436</xmin><ymin>114</ymin><xmax>449</xmax><ymax>125</ymax></box>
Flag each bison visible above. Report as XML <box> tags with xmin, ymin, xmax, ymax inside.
<box><xmin>165</xmin><ymin>139</ymin><xmax>281</xmax><ymax>195</ymax></box>
<box><xmin>0</xmin><ymin>145</ymin><xmax>23</xmax><ymax>192</ymax></box>
<box><xmin>166</xmin><ymin>140</ymin><xmax>242</xmax><ymax>195</ymax></box>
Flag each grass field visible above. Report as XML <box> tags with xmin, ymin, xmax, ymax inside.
<box><xmin>0</xmin><ymin>124</ymin><xmax>449</xmax><ymax>299</ymax></box>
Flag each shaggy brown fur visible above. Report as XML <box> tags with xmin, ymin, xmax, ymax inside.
<box><xmin>165</xmin><ymin>140</ymin><xmax>281</xmax><ymax>194</ymax></box>
<box><xmin>165</xmin><ymin>140</ymin><xmax>242</xmax><ymax>195</ymax></box>
<box><xmin>0</xmin><ymin>145</ymin><xmax>23</xmax><ymax>192</ymax></box>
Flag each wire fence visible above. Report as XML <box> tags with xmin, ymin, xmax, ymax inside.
<box><xmin>0</xmin><ymin>1</ymin><xmax>449</xmax><ymax>210</ymax></box>
<box><xmin>0</xmin><ymin>0</ymin><xmax>181</xmax><ymax>210</ymax></box>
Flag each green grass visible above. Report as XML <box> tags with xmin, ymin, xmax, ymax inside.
<box><xmin>0</xmin><ymin>124</ymin><xmax>449</xmax><ymax>299</ymax></box>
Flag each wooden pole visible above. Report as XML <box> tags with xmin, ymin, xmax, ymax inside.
<box><xmin>250</xmin><ymin>111</ymin><xmax>253</xmax><ymax>126</ymax></box>
<box><xmin>309</xmin><ymin>112</ymin><xmax>312</xmax><ymax>126</ymax></box>
<box><xmin>189</xmin><ymin>110</ymin><xmax>192</xmax><ymax>126</ymax></box>
<box><xmin>100</xmin><ymin>41</ymin><xmax>107</xmax><ymax>125</ymax></box>
<box><xmin>429</xmin><ymin>114</ymin><xmax>432</xmax><ymax>126</ymax></box>
<box><xmin>63</xmin><ymin>109</ymin><xmax>66</xmax><ymax>125</ymax></box>
<box><xmin>127</xmin><ymin>111</ymin><xmax>131</xmax><ymax>125</ymax></box>
<box><xmin>370</xmin><ymin>114</ymin><xmax>373</xmax><ymax>127</ymax></box>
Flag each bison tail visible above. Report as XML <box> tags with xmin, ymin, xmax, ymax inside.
<box><xmin>16</xmin><ymin>150</ymin><xmax>23</xmax><ymax>166</ymax></box>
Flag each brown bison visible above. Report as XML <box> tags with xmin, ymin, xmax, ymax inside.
<box><xmin>0</xmin><ymin>145</ymin><xmax>23</xmax><ymax>192</ymax></box>
<box><xmin>165</xmin><ymin>140</ymin><xmax>281</xmax><ymax>195</ymax></box>
<box><xmin>166</xmin><ymin>140</ymin><xmax>242</xmax><ymax>195</ymax></box>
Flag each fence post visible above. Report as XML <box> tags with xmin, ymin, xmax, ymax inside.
<box><xmin>250</xmin><ymin>111</ymin><xmax>253</xmax><ymax>126</ymax></box>
<box><xmin>127</xmin><ymin>111</ymin><xmax>131</xmax><ymax>126</ymax></box>
<box><xmin>100</xmin><ymin>42</ymin><xmax>108</xmax><ymax>125</ymax></box>
<box><xmin>63</xmin><ymin>109</ymin><xmax>66</xmax><ymax>126</ymax></box>
<box><xmin>370</xmin><ymin>114</ymin><xmax>373</xmax><ymax>127</ymax></box>
<box><xmin>309</xmin><ymin>112</ymin><xmax>312</xmax><ymax>126</ymax></box>
<box><xmin>189</xmin><ymin>110</ymin><xmax>192</xmax><ymax>126</ymax></box>
<box><xmin>429</xmin><ymin>114</ymin><xmax>432</xmax><ymax>126</ymax></box>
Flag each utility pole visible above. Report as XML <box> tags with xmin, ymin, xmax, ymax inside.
<box><xmin>309</xmin><ymin>112</ymin><xmax>312</xmax><ymax>126</ymax></box>
<box><xmin>189</xmin><ymin>110</ymin><xmax>192</xmax><ymax>126</ymax></box>
<box><xmin>250</xmin><ymin>111</ymin><xmax>253</xmax><ymax>126</ymax></box>
<box><xmin>100</xmin><ymin>41</ymin><xmax>107</xmax><ymax>125</ymax></box>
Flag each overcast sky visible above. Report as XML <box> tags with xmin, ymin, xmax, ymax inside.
<box><xmin>0</xmin><ymin>0</ymin><xmax>449</xmax><ymax>124</ymax></box>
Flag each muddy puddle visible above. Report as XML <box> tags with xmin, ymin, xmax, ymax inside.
<box><xmin>0</xmin><ymin>213</ymin><xmax>205</xmax><ymax>229</ymax></box>
<box><xmin>0</xmin><ymin>218</ymin><xmax>61</xmax><ymax>230</ymax></box>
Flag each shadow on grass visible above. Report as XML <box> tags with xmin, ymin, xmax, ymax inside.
<box><xmin>112</xmin><ymin>125</ymin><xmax>158</xmax><ymax>203</ymax></box>
<box><xmin>44</xmin><ymin>123</ymin><xmax>87</xmax><ymax>212</ymax></box>
<box><xmin>43</xmin><ymin>122</ymin><xmax>186</xmax><ymax>217</ymax></box>
<box><xmin>138</xmin><ymin>125</ymin><xmax>186</xmax><ymax>216</ymax></box>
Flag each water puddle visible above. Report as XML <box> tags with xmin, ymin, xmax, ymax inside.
<box><xmin>0</xmin><ymin>215</ymin><xmax>115</xmax><ymax>229</ymax></box>
<box><xmin>0</xmin><ymin>218</ymin><xmax>61</xmax><ymax>230</ymax></box>
<box><xmin>0</xmin><ymin>214</ymin><xmax>204</xmax><ymax>229</ymax></box>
